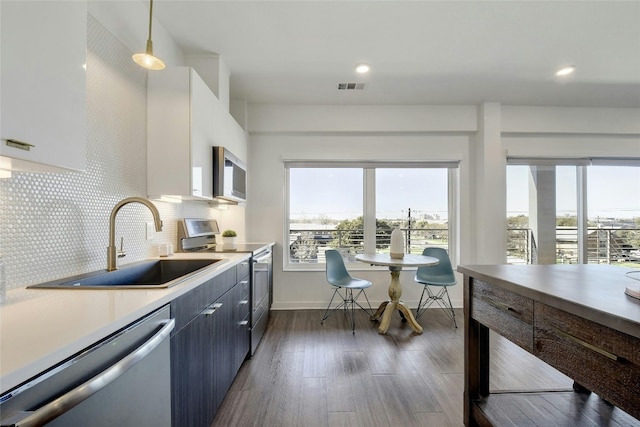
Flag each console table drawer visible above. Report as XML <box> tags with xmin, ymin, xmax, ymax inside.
<box><xmin>535</xmin><ymin>303</ymin><xmax>640</xmax><ymax>420</ymax></box>
<box><xmin>471</xmin><ymin>279</ymin><xmax>534</xmax><ymax>352</ymax></box>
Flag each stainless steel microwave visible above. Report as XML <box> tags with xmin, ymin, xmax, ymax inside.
<box><xmin>213</xmin><ymin>146</ymin><xmax>246</xmax><ymax>203</ymax></box>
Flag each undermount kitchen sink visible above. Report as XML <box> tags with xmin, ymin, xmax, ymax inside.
<box><xmin>27</xmin><ymin>259</ymin><xmax>227</xmax><ymax>289</ymax></box>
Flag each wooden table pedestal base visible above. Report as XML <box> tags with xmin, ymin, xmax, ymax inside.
<box><xmin>374</xmin><ymin>268</ymin><xmax>423</xmax><ymax>335</ymax></box>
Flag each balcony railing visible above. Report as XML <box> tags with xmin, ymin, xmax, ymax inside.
<box><xmin>289</xmin><ymin>227</ymin><xmax>448</xmax><ymax>263</ymax></box>
<box><xmin>291</xmin><ymin>226</ymin><xmax>640</xmax><ymax>265</ymax></box>
<box><xmin>507</xmin><ymin>227</ymin><xmax>640</xmax><ymax>265</ymax></box>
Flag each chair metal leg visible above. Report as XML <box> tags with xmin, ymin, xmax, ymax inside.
<box><xmin>416</xmin><ymin>286</ymin><xmax>430</xmax><ymax>319</ymax></box>
<box><xmin>415</xmin><ymin>285</ymin><xmax>457</xmax><ymax>328</ymax></box>
<box><xmin>442</xmin><ymin>287</ymin><xmax>457</xmax><ymax>328</ymax></box>
<box><xmin>349</xmin><ymin>289</ymin><xmax>355</xmax><ymax>334</ymax></box>
<box><xmin>321</xmin><ymin>287</ymin><xmax>343</xmax><ymax>324</ymax></box>
<box><xmin>321</xmin><ymin>287</ymin><xmax>374</xmax><ymax>333</ymax></box>
<box><xmin>352</xmin><ymin>289</ymin><xmax>375</xmax><ymax>318</ymax></box>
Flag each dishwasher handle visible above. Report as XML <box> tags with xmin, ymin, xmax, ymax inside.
<box><xmin>253</xmin><ymin>250</ymin><xmax>272</xmax><ymax>264</ymax></box>
<box><xmin>3</xmin><ymin>318</ymin><xmax>175</xmax><ymax>427</ymax></box>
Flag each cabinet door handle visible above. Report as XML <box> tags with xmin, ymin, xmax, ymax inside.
<box><xmin>238</xmin><ymin>300</ymin><xmax>249</xmax><ymax>305</ymax></box>
<box><xmin>240</xmin><ymin>280</ymin><xmax>249</xmax><ymax>285</ymax></box>
<box><xmin>203</xmin><ymin>302</ymin><xmax>223</xmax><ymax>317</ymax></box>
<box><xmin>239</xmin><ymin>320</ymin><xmax>249</xmax><ymax>326</ymax></box>
<box><xmin>5</xmin><ymin>139</ymin><xmax>35</xmax><ymax>151</ymax></box>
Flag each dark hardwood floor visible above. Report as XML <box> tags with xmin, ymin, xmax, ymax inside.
<box><xmin>211</xmin><ymin>308</ymin><xmax>625</xmax><ymax>426</ymax></box>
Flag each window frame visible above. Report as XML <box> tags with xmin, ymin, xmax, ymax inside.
<box><xmin>284</xmin><ymin>160</ymin><xmax>459</xmax><ymax>271</ymax></box>
<box><xmin>506</xmin><ymin>157</ymin><xmax>640</xmax><ymax>265</ymax></box>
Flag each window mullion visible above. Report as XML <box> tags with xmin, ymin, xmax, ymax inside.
<box><xmin>363</xmin><ymin>168</ymin><xmax>376</xmax><ymax>254</ymax></box>
<box><xmin>448</xmin><ymin>168</ymin><xmax>458</xmax><ymax>265</ymax></box>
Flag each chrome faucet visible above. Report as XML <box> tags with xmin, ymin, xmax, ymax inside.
<box><xmin>107</xmin><ymin>197</ymin><xmax>163</xmax><ymax>271</ymax></box>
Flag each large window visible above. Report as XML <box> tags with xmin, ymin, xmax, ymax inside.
<box><xmin>587</xmin><ymin>165</ymin><xmax>640</xmax><ymax>265</ymax></box>
<box><xmin>288</xmin><ymin>168</ymin><xmax>362</xmax><ymax>264</ymax></box>
<box><xmin>375</xmin><ymin>168</ymin><xmax>449</xmax><ymax>254</ymax></box>
<box><xmin>506</xmin><ymin>159</ymin><xmax>640</xmax><ymax>266</ymax></box>
<box><xmin>286</xmin><ymin>162</ymin><xmax>457</xmax><ymax>268</ymax></box>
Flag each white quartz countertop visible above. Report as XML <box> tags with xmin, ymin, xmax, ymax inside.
<box><xmin>0</xmin><ymin>252</ymin><xmax>251</xmax><ymax>395</ymax></box>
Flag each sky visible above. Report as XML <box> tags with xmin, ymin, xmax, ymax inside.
<box><xmin>289</xmin><ymin>165</ymin><xmax>639</xmax><ymax>223</ymax></box>
<box><xmin>289</xmin><ymin>168</ymin><xmax>448</xmax><ymax>222</ymax></box>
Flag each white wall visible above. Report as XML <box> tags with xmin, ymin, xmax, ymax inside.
<box><xmin>246</xmin><ymin>104</ymin><xmax>640</xmax><ymax>311</ymax></box>
<box><xmin>90</xmin><ymin>1</ymin><xmax>248</xmax><ymax>235</ymax></box>
<box><xmin>246</xmin><ymin>105</ymin><xmax>476</xmax><ymax>309</ymax></box>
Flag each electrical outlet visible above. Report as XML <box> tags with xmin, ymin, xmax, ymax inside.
<box><xmin>145</xmin><ymin>222</ymin><xmax>154</xmax><ymax>240</ymax></box>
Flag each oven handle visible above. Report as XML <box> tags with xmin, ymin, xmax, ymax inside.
<box><xmin>4</xmin><ymin>319</ymin><xmax>175</xmax><ymax>427</ymax></box>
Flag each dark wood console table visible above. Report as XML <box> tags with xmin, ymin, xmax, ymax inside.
<box><xmin>458</xmin><ymin>264</ymin><xmax>640</xmax><ymax>426</ymax></box>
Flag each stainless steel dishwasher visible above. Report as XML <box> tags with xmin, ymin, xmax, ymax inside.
<box><xmin>251</xmin><ymin>247</ymin><xmax>272</xmax><ymax>355</ymax></box>
<box><xmin>0</xmin><ymin>306</ymin><xmax>174</xmax><ymax>427</ymax></box>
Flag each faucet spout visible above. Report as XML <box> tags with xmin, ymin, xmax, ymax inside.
<box><xmin>107</xmin><ymin>197</ymin><xmax>163</xmax><ymax>271</ymax></box>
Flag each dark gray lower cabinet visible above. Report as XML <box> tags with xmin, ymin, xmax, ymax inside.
<box><xmin>212</xmin><ymin>287</ymin><xmax>234</xmax><ymax>412</ymax></box>
<box><xmin>170</xmin><ymin>261</ymin><xmax>251</xmax><ymax>427</ymax></box>
<box><xmin>170</xmin><ymin>308</ymin><xmax>213</xmax><ymax>427</ymax></box>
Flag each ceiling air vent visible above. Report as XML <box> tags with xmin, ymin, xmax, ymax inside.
<box><xmin>338</xmin><ymin>83</ymin><xmax>365</xmax><ymax>90</ymax></box>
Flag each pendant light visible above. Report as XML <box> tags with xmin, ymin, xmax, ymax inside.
<box><xmin>132</xmin><ymin>0</ymin><xmax>165</xmax><ymax>71</ymax></box>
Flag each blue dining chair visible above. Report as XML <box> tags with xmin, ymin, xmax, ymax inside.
<box><xmin>321</xmin><ymin>249</ymin><xmax>374</xmax><ymax>334</ymax></box>
<box><xmin>414</xmin><ymin>247</ymin><xmax>457</xmax><ymax>328</ymax></box>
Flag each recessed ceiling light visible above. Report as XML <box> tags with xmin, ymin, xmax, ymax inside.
<box><xmin>355</xmin><ymin>64</ymin><xmax>370</xmax><ymax>74</ymax></box>
<box><xmin>556</xmin><ymin>65</ymin><xmax>576</xmax><ymax>76</ymax></box>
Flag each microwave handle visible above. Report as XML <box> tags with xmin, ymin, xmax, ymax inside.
<box><xmin>2</xmin><ymin>319</ymin><xmax>175</xmax><ymax>427</ymax></box>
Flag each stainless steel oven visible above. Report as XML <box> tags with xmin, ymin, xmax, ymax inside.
<box><xmin>177</xmin><ymin>218</ymin><xmax>273</xmax><ymax>356</ymax></box>
<box><xmin>251</xmin><ymin>247</ymin><xmax>272</xmax><ymax>355</ymax></box>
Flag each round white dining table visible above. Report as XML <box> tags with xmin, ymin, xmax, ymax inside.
<box><xmin>355</xmin><ymin>253</ymin><xmax>439</xmax><ymax>334</ymax></box>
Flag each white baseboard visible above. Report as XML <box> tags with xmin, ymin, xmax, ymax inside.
<box><xmin>271</xmin><ymin>299</ymin><xmax>463</xmax><ymax>311</ymax></box>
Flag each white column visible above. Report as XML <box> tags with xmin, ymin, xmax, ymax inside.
<box><xmin>528</xmin><ymin>166</ymin><xmax>557</xmax><ymax>264</ymax></box>
<box><xmin>473</xmin><ymin>102</ymin><xmax>507</xmax><ymax>264</ymax></box>
<box><xmin>577</xmin><ymin>166</ymin><xmax>588</xmax><ymax>264</ymax></box>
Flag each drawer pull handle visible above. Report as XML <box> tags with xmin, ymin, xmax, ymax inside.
<box><xmin>553</xmin><ymin>328</ymin><xmax>619</xmax><ymax>361</ymax></box>
<box><xmin>5</xmin><ymin>139</ymin><xmax>35</xmax><ymax>151</ymax></box>
<box><xmin>239</xmin><ymin>320</ymin><xmax>249</xmax><ymax>326</ymax></box>
<box><xmin>238</xmin><ymin>300</ymin><xmax>249</xmax><ymax>305</ymax></box>
<box><xmin>240</xmin><ymin>280</ymin><xmax>249</xmax><ymax>285</ymax></box>
<box><xmin>203</xmin><ymin>302</ymin><xmax>223</xmax><ymax>317</ymax></box>
<box><xmin>481</xmin><ymin>296</ymin><xmax>519</xmax><ymax>314</ymax></box>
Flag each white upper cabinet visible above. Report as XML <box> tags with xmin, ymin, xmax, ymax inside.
<box><xmin>147</xmin><ymin>67</ymin><xmax>216</xmax><ymax>200</ymax></box>
<box><xmin>0</xmin><ymin>1</ymin><xmax>87</xmax><ymax>172</ymax></box>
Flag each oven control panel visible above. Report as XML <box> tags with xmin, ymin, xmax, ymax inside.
<box><xmin>182</xmin><ymin>218</ymin><xmax>219</xmax><ymax>238</ymax></box>
<box><xmin>177</xmin><ymin>218</ymin><xmax>219</xmax><ymax>251</ymax></box>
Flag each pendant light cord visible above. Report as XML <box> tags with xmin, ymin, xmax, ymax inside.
<box><xmin>147</xmin><ymin>0</ymin><xmax>154</xmax><ymax>42</ymax></box>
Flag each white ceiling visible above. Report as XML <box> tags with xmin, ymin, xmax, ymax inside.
<box><xmin>153</xmin><ymin>1</ymin><xmax>640</xmax><ymax>107</ymax></box>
